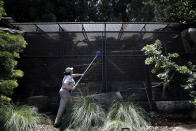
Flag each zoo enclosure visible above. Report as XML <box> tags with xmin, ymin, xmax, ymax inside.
<box><xmin>11</xmin><ymin>22</ymin><xmax>185</xmax><ymax>103</ymax></box>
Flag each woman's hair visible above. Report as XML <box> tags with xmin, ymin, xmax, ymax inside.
<box><xmin>64</xmin><ymin>72</ymin><xmax>71</xmax><ymax>75</ymax></box>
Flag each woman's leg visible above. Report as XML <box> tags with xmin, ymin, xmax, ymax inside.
<box><xmin>54</xmin><ymin>89</ymin><xmax>68</xmax><ymax>125</ymax></box>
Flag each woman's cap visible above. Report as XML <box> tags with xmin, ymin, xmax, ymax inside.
<box><xmin>65</xmin><ymin>67</ymin><xmax>73</xmax><ymax>73</ymax></box>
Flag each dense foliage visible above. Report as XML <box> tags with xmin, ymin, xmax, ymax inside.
<box><xmin>4</xmin><ymin>0</ymin><xmax>151</xmax><ymax>22</ymax></box>
<box><xmin>0</xmin><ymin>104</ymin><xmax>50</xmax><ymax>131</ymax></box>
<box><xmin>103</xmin><ymin>100</ymin><xmax>150</xmax><ymax>131</ymax></box>
<box><xmin>142</xmin><ymin>40</ymin><xmax>196</xmax><ymax>100</ymax></box>
<box><xmin>0</xmin><ymin>0</ymin><xmax>6</xmax><ymax>20</ymax></box>
<box><xmin>4</xmin><ymin>0</ymin><xmax>195</xmax><ymax>23</ymax></box>
<box><xmin>67</xmin><ymin>96</ymin><xmax>105</xmax><ymax>131</ymax></box>
<box><xmin>0</xmin><ymin>30</ymin><xmax>27</xmax><ymax>103</ymax></box>
<box><xmin>1</xmin><ymin>1</ymin><xmax>27</xmax><ymax>103</ymax></box>
<box><xmin>153</xmin><ymin>0</ymin><xmax>196</xmax><ymax>23</ymax></box>
<box><xmin>64</xmin><ymin>96</ymin><xmax>150</xmax><ymax>131</ymax></box>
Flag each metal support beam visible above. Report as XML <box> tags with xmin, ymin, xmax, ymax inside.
<box><xmin>140</xmin><ymin>24</ymin><xmax>147</xmax><ymax>31</ymax></box>
<box><xmin>161</xmin><ymin>23</ymin><xmax>170</xmax><ymax>31</ymax></box>
<box><xmin>82</xmin><ymin>24</ymin><xmax>89</xmax><ymax>42</ymax></box>
<box><xmin>118</xmin><ymin>24</ymin><xmax>128</xmax><ymax>40</ymax></box>
<box><xmin>58</xmin><ymin>24</ymin><xmax>65</xmax><ymax>32</ymax></box>
<box><xmin>34</xmin><ymin>24</ymin><xmax>44</xmax><ymax>32</ymax></box>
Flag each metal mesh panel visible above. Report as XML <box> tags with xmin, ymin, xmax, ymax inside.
<box><xmin>107</xmin><ymin>56</ymin><xmax>146</xmax><ymax>91</ymax></box>
<box><xmin>37</xmin><ymin>24</ymin><xmax>60</xmax><ymax>32</ymax></box>
<box><xmin>60</xmin><ymin>24</ymin><xmax>83</xmax><ymax>32</ymax></box>
<box><xmin>17</xmin><ymin>56</ymin><xmax>102</xmax><ymax>99</ymax></box>
<box><xmin>23</xmin><ymin>33</ymin><xmax>103</xmax><ymax>57</ymax></box>
<box><xmin>157</xmin><ymin>33</ymin><xmax>184</xmax><ymax>53</ymax></box>
<box><xmin>142</xmin><ymin>32</ymin><xmax>184</xmax><ymax>53</ymax></box>
<box><xmin>106</xmin><ymin>32</ymin><xmax>148</xmax><ymax>101</ymax></box>
<box><xmin>17</xmin><ymin>33</ymin><xmax>103</xmax><ymax>101</ymax></box>
<box><xmin>23</xmin><ymin>33</ymin><xmax>65</xmax><ymax>57</ymax></box>
<box><xmin>106</xmin><ymin>33</ymin><xmax>142</xmax><ymax>55</ymax></box>
<box><xmin>15</xmin><ymin>29</ymin><xmax>186</xmax><ymax>102</ymax></box>
<box><xmin>63</xmin><ymin>33</ymin><xmax>103</xmax><ymax>55</ymax></box>
<box><xmin>83</xmin><ymin>24</ymin><xmax>104</xmax><ymax>31</ymax></box>
<box><xmin>144</xmin><ymin>24</ymin><xmax>167</xmax><ymax>31</ymax></box>
<box><xmin>17</xmin><ymin>24</ymin><xmax>37</xmax><ymax>32</ymax></box>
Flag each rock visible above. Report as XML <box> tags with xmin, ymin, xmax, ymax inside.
<box><xmin>155</xmin><ymin>100</ymin><xmax>194</xmax><ymax>112</ymax></box>
<box><xmin>26</xmin><ymin>96</ymin><xmax>50</xmax><ymax>112</ymax></box>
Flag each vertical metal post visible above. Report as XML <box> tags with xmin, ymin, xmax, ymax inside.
<box><xmin>102</xmin><ymin>24</ymin><xmax>107</xmax><ymax>92</ymax></box>
<box><xmin>104</xmin><ymin>23</ymin><xmax>108</xmax><ymax>92</ymax></box>
<box><xmin>139</xmin><ymin>32</ymin><xmax>153</xmax><ymax>110</ymax></box>
<box><xmin>180</xmin><ymin>32</ymin><xmax>187</xmax><ymax>53</ymax></box>
<box><xmin>101</xmin><ymin>33</ymin><xmax>105</xmax><ymax>92</ymax></box>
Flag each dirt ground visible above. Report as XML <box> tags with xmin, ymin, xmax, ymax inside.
<box><xmin>150</xmin><ymin>113</ymin><xmax>196</xmax><ymax>131</ymax></box>
<box><xmin>34</xmin><ymin>113</ymin><xmax>196</xmax><ymax>131</ymax></box>
<box><xmin>35</xmin><ymin>124</ymin><xmax>196</xmax><ymax>131</ymax></box>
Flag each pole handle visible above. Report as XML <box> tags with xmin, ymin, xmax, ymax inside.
<box><xmin>70</xmin><ymin>51</ymin><xmax>100</xmax><ymax>94</ymax></box>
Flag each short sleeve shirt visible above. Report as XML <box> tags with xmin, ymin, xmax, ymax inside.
<box><xmin>61</xmin><ymin>75</ymin><xmax>75</xmax><ymax>89</ymax></box>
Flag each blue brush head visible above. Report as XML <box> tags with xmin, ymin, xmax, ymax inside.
<box><xmin>96</xmin><ymin>51</ymin><xmax>100</xmax><ymax>56</ymax></box>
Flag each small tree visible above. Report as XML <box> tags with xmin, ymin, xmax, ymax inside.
<box><xmin>0</xmin><ymin>30</ymin><xmax>27</xmax><ymax>103</ymax></box>
<box><xmin>0</xmin><ymin>0</ymin><xmax>27</xmax><ymax>103</ymax></box>
<box><xmin>141</xmin><ymin>40</ymin><xmax>196</xmax><ymax>102</ymax></box>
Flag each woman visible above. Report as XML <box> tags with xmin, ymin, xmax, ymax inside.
<box><xmin>54</xmin><ymin>67</ymin><xmax>83</xmax><ymax>128</ymax></box>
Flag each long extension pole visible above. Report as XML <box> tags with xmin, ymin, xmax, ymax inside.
<box><xmin>71</xmin><ymin>51</ymin><xmax>100</xmax><ymax>94</ymax></box>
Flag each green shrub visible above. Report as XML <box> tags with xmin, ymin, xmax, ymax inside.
<box><xmin>103</xmin><ymin>100</ymin><xmax>151</xmax><ymax>131</ymax></box>
<box><xmin>0</xmin><ymin>0</ymin><xmax>6</xmax><ymax>19</ymax></box>
<box><xmin>0</xmin><ymin>30</ymin><xmax>27</xmax><ymax>104</ymax></box>
<box><xmin>142</xmin><ymin>40</ymin><xmax>196</xmax><ymax>98</ymax></box>
<box><xmin>0</xmin><ymin>104</ymin><xmax>50</xmax><ymax>131</ymax></box>
<box><xmin>67</xmin><ymin>96</ymin><xmax>106</xmax><ymax>131</ymax></box>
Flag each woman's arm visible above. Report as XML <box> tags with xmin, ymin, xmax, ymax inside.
<box><xmin>64</xmin><ymin>83</ymin><xmax>73</xmax><ymax>90</ymax></box>
<box><xmin>72</xmin><ymin>74</ymin><xmax>84</xmax><ymax>78</ymax></box>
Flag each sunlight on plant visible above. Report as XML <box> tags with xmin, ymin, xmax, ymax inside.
<box><xmin>142</xmin><ymin>40</ymin><xmax>196</xmax><ymax>98</ymax></box>
<box><xmin>0</xmin><ymin>104</ymin><xmax>50</xmax><ymax>131</ymax></box>
<box><xmin>102</xmin><ymin>100</ymin><xmax>151</xmax><ymax>131</ymax></box>
<box><xmin>66</xmin><ymin>96</ymin><xmax>106</xmax><ymax>131</ymax></box>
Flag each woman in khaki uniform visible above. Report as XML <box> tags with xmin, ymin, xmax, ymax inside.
<box><xmin>54</xmin><ymin>67</ymin><xmax>83</xmax><ymax>127</ymax></box>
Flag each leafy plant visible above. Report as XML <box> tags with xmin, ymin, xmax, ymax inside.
<box><xmin>0</xmin><ymin>0</ymin><xmax>6</xmax><ymax>19</ymax></box>
<box><xmin>67</xmin><ymin>96</ymin><xmax>106</xmax><ymax>131</ymax></box>
<box><xmin>0</xmin><ymin>30</ymin><xmax>27</xmax><ymax>104</ymax></box>
<box><xmin>0</xmin><ymin>104</ymin><xmax>50</xmax><ymax>131</ymax></box>
<box><xmin>142</xmin><ymin>40</ymin><xmax>196</xmax><ymax>99</ymax></box>
<box><xmin>103</xmin><ymin>100</ymin><xmax>151</xmax><ymax>131</ymax></box>
<box><xmin>152</xmin><ymin>0</ymin><xmax>196</xmax><ymax>23</ymax></box>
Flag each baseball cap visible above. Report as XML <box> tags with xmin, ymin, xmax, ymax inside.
<box><xmin>65</xmin><ymin>67</ymin><xmax>74</xmax><ymax>73</ymax></box>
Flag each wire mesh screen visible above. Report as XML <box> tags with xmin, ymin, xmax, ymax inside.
<box><xmin>16</xmin><ymin>33</ymin><xmax>103</xmax><ymax>102</ymax></box>
<box><xmin>15</xmin><ymin>30</ymin><xmax>186</xmax><ymax>102</ymax></box>
<box><xmin>106</xmin><ymin>33</ymin><xmax>149</xmax><ymax>101</ymax></box>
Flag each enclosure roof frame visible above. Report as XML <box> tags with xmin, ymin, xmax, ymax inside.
<box><xmin>11</xmin><ymin>22</ymin><xmax>180</xmax><ymax>33</ymax></box>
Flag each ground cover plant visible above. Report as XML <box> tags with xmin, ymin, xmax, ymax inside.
<box><xmin>0</xmin><ymin>104</ymin><xmax>50</xmax><ymax>131</ymax></box>
<box><xmin>61</xmin><ymin>95</ymin><xmax>151</xmax><ymax>131</ymax></box>
<box><xmin>65</xmin><ymin>96</ymin><xmax>106</xmax><ymax>131</ymax></box>
<box><xmin>103</xmin><ymin>100</ymin><xmax>151</xmax><ymax>131</ymax></box>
